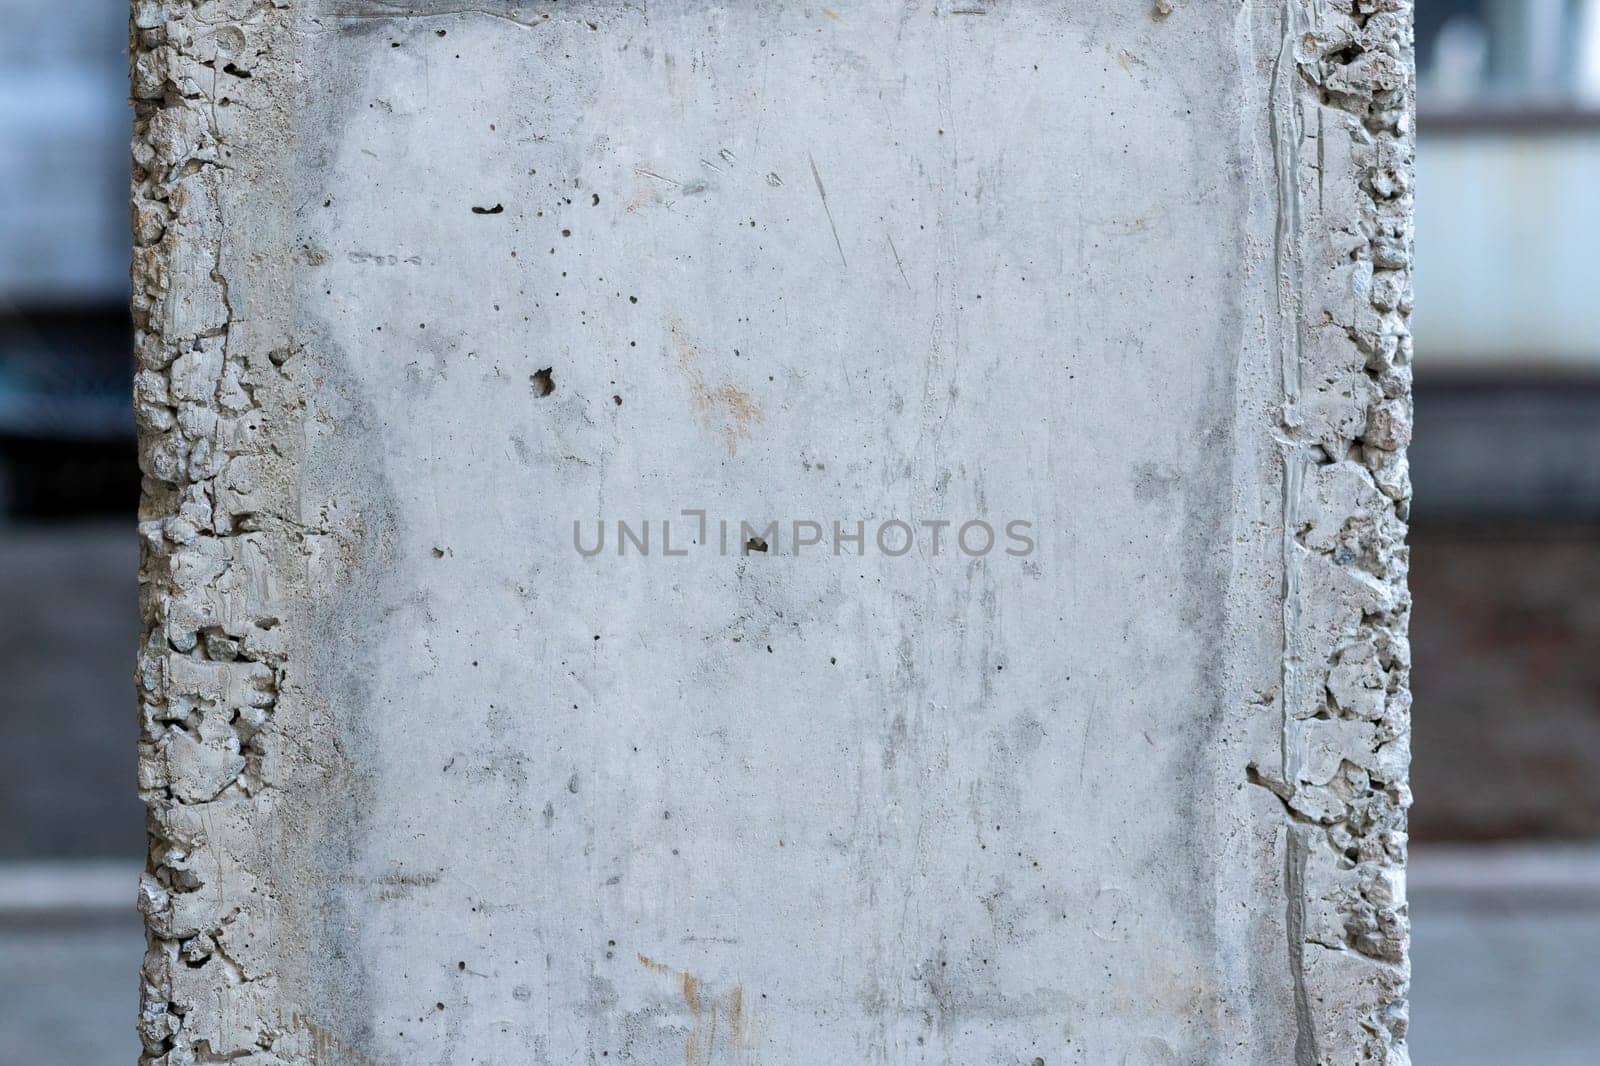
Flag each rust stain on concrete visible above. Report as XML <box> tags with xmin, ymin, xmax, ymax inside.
<box><xmin>670</xmin><ymin>319</ymin><xmax>766</xmax><ymax>455</ymax></box>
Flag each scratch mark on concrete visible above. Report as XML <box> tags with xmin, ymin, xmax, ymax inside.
<box><xmin>808</xmin><ymin>153</ymin><xmax>847</xmax><ymax>268</ymax></box>
<box><xmin>886</xmin><ymin>232</ymin><xmax>911</xmax><ymax>292</ymax></box>
<box><xmin>332</xmin><ymin>5</ymin><xmax>545</xmax><ymax>32</ymax></box>
<box><xmin>635</xmin><ymin>165</ymin><xmax>682</xmax><ymax>187</ymax></box>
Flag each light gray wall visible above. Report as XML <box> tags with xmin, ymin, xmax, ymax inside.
<box><xmin>1412</xmin><ymin>131</ymin><xmax>1600</xmax><ymax>371</ymax></box>
<box><xmin>132</xmin><ymin>3</ymin><xmax>1414</xmax><ymax>1063</ymax></box>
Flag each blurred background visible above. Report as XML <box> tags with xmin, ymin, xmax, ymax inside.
<box><xmin>1</xmin><ymin>1</ymin><xmax>1597</xmax><ymax>1061</ymax></box>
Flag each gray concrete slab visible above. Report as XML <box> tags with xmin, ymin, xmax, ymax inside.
<box><xmin>130</xmin><ymin>1</ymin><xmax>1415</xmax><ymax>1060</ymax></box>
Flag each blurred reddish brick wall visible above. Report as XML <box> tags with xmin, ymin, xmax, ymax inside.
<box><xmin>1410</xmin><ymin>521</ymin><xmax>1600</xmax><ymax>841</ymax></box>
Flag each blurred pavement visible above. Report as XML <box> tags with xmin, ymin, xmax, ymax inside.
<box><xmin>1409</xmin><ymin>844</ymin><xmax>1600</xmax><ymax>1065</ymax></box>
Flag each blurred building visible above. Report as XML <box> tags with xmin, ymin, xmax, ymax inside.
<box><xmin>0</xmin><ymin>6</ymin><xmax>143</xmax><ymax>1060</ymax></box>
<box><xmin>0</xmin><ymin>0</ymin><xmax>141</xmax><ymax>858</ymax></box>
<box><xmin>1410</xmin><ymin>0</ymin><xmax>1600</xmax><ymax>842</ymax></box>
<box><xmin>0</xmin><ymin>0</ymin><xmax>134</xmax><ymax>516</ymax></box>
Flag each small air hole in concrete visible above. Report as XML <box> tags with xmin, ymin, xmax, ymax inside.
<box><xmin>744</xmin><ymin>537</ymin><xmax>768</xmax><ymax>554</ymax></box>
<box><xmin>612</xmin><ymin>394</ymin><xmax>622</xmax><ymax>405</ymax></box>
<box><xmin>531</xmin><ymin>368</ymin><xmax>554</xmax><ymax>397</ymax></box>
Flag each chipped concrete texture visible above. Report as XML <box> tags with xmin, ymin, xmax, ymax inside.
<box><xmin>132</xmin><ymin>2</ymin><xmax>1412</xmax><ymax>1063</ymax></box>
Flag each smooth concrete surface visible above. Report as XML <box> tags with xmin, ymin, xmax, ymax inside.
<box><xmin>291</xmin><ymin>7</ymin><xmax>1284</xmax><ymax>1061</ymax></box>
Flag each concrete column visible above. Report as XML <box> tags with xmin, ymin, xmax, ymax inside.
<box><xmin>131</xmin><ymin>3</ymin><xmax>1413</xmax><ymax>1063</ymax></box>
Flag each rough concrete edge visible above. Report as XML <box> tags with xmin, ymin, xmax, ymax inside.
<box><xmin>1249</xmin><ymin>1</ymin><xmax>1415</xmax><ymax>1062</ymax></box>
<box><xmin>130</xmin><ymin>2</ymin><xmax>309</xmax><ymax>1062</ymax></box>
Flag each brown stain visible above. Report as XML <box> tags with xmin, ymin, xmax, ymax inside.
<box><xmin>713</xmin><ymin>382</ymin><xmax>763</xmax><ymax>432</ymax></box>
<box><xmin>673</xmin><ymin>965</ymin><xmax>704</xmax><ymax>1063</ymax></box>
<box><xmin>679</xmin><ymin>970</ymin><xmax>700</xmax><ymax>1014</ymax></box>
<box><xmin>670</xmin><ymin>319</ymin><xmax>765</xmax><ymax>455</ymax></box>
<box><xmin>623</xmin><ymin>174</ymin><xmax>659</xmax><ymax>215</ymax></box>
<box><xmin>636</xmin><ymin>953</ymin><xmax>753</xmax><ymax>1064</ymax></box>
<box><xmin>291</xmin><ymin>1012</ymin><xmax>386</xmax><ymax>1066</ymax></box>
<box><xmin>727</xmin><ymin>986</ymin><xmax>745</xmax><ymax>1048</ymax></box>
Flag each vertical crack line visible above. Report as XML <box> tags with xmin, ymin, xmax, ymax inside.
<box><xmin>1286</xmin><ymin>824</ymin><xmax>1320</xmax><ymax>1066</ymax></box>
<box><xmin>808</xmin><ymin>152</ymin><xmax>848</xmax><ymax>269</ymax></box>
<box><xmin>1271</xmin><ymin>0</ymin><xmax>1306</xmax><ymax>429</ymax></box>
<box><xmin>1280</xmin><ymin>443</ymin><xmax>1307</xmax><ymax>785</ymax></box>
<box><xmin>1271</xmin><ymin>2</ymin><xmax>1317</xmax><ymax>1060</ymax></box>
